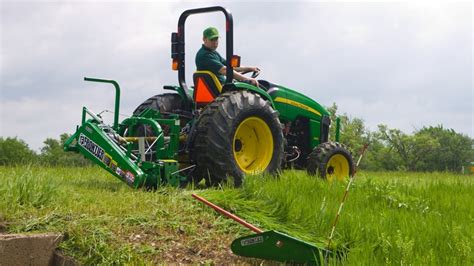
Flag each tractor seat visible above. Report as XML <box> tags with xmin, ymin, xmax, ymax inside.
<box><xmin>193</xmin><ymin>71</ymin><xmax>223</xmax><ymax>108</ymax></box>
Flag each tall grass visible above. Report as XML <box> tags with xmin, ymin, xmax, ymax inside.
<box><xmin>0</xmin><ymin>166</ymin><xmax>59</xmax><ymax>210</ymax></box>
<box><xmin>200</xmin><ymin>171</ymin><xmax>474</xmax><ymax>265</ymax></box>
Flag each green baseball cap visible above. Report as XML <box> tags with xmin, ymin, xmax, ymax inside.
<box><xmin>203</xmin><ymin>27</ymin><xmax>219</xmax><ymax>40</ymax></box>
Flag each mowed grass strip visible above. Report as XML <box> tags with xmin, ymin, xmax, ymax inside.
<box><xmin>0</xmin><ymin>166</ymin><xmax>472</xmax><ymax>264</ymax></box>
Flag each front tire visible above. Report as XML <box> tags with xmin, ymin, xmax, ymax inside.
<box><xmin>191</xmin><ymin>91</ymin><xmax>284</xmax><ymax>186</ymax></box>
<box><xmin>307</xmin><ymin>142</ymin><xmax>354</xmax><ymax>181</ymax></box>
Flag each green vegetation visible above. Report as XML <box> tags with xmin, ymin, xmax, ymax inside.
<box><xmin>0</xmin><ymin>137</ymin><xmax>36</xmax><ymax>165</ymax></box>
<box><xmin>1</xmin><ymin>166</ymin><xmax>472</xmax><ymax>264</ymax></box>
<box><xmin>0</xmin><ymin>134</ymin><xmax>91</xmax><ymax>166</ymax></box>
<box><xmin>327</xmin><ymin>104</ymin><xmax>473</xmax><ymax>172</ymax></box>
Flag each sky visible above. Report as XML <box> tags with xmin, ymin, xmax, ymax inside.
<box><xmin>0</xmin><ymin>1</ymin><xmax>472</xmax><ymax>151</ymax></box>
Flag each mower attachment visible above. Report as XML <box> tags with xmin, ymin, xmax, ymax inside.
<box><xmin>192</xmin><ymin>194</ymin><xmax>330</xmax><ymax>265</ymax></box>
<box><xmin>64</xmin><ymin>77</ymin><xmax>186</xmax><ymax>188</ymax></box>
<box><xmin>64</xmin><ymin>108</ymin><xmax>147</xmax><ymax>187</ymax></box>
<box><xmin>232</xmin><ymin>230</ymin><xmax>329</xmax><ymax>265</ymax></box>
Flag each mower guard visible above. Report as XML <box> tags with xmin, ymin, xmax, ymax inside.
<box><xmin>64</xmin><ymin>113</ymin><xmax>148</xmax><ymax>188</ymax></box>
<box><xmin>232</xmin><ymin>230</ymin><xmax>329</xmax><ymax>265</ymax></box>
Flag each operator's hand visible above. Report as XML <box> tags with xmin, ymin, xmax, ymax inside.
<box><xmin>247</xmin><ymin>78</ymin><xmax>260</xmax><ymax>87</ymax></box>
<box><xmin>249</xmin><ymin>66</ymin><xmax>260</xmax><ymax>72</ymax></box>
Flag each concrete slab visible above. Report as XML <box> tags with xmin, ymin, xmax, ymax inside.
<box><xmin>0</xmin><ymin>233</ymin><xmax>63</xmax><ymax>266</ymax></box>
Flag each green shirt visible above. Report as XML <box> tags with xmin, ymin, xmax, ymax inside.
<box><xmin>195</xmin><ymin>45</ymin><xmax>227</xmax><ymax>84</ymax></box>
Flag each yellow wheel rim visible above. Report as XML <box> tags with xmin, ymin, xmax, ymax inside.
<box><xmin>233</xmin><ymin>117</ymin><xmax>273</xmax><ymax>174</ymax></box>
<box><xmin>326</xmin><ymin>154</ymin><xmax>350</xmax><ymax>181</ymax></box>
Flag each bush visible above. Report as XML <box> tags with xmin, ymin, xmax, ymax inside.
<box><xmin>39</xmin><ymin>133</ymin><xmax>91</xmax><ymax>166</ymax></box>
<box><xmin>0</xmin><ymin>137</ymin><xmax>37</xmax><ymax>165</ymax></box>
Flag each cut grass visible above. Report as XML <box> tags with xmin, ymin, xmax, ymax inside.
<box><xmin>0</xmin><ymin>166</ymin><xmax>256</xmax><ymax>264</ymax></box>
<box><xmin>0</xmin><ymin>166</ymin><xmax>472</xmax><ymax>264</ymax></box>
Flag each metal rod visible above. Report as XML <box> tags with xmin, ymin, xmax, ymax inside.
<box><xmin>98</xmin><ymin>109</ymin><xmax>130</xmax><ymax>118</ymax></box>
<box><xmin>176</xmin><ymin>6</ymin><xmax>234</xmax><ymax>91</ymax></box>
<box><xmin>84</xmin><ymin>77</ymin><xmax>121</xmax><ymax>131</ymax></box>
<box><xmin>170</xmin><ymin>164</ymin><xmax>196</xmax><ymax>176</ymax></box>
<box><xmin>123</xmin><ymin>137</ymin><xmax>158</xmax><ymax>142</ymax></box>
<box><xmin>325</xmin><ymin>144</ymin><xmax>369</xmax><ymax>264</ymax></box>
<box><xmin>144</xmin><ymin>133</ymin><xmax>162</xmax><ymax>155</ymax></box>
<box><xmin>192</xmin><ymin>194</ymin><xmax>263</xmax><ymax>234</ymax></box>
<box><xmin>335</xmin><ymin>117</ymin><xmax>341</xmax><ymax>142</ymax></box>
<box><xmin>82</xmin><ymin>106</ymin><xmax>103</xmax><ymax>124</ymax></box>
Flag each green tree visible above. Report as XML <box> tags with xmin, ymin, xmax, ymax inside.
<box><xmin>40</xmin><ymin>133</ymin><xmax>91</xmax><ymax>166</ymax></box>
<box><xmin>363</xmin><ymin>137</ymin><xmax>401</xmax><ymax>171</ymax></box>
<box><xmin>415</xmin><ymin>125</ymin><xmax>473</xmax><ymax>172</ymax></box>
<box><xmin>0</xmin><ymin>137</ymin><xmax>37</xmax><ymax>165</ymax></box>
<box><xmin>376</xmin><ymin>125</ymin><xmax>441</xmax><ymax>171</ymax></box>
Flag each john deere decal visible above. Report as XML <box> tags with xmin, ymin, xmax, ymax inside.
<box><xmin>79</xmin><ymin>133</ymin><xmax>105</xmax><ymax>161</ymax></box>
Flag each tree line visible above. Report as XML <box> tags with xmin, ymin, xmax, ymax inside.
<box><xmin>0</xmin><ymin>133</ymin><xmax>91</xmax><ymax>167</ymax></box>
<box><xmin>1</xmin><ymin>105</ymin><xmax>472</xmax><ymax>172</ymax></box>
<box><xmin>327</xmin><ymin>103</ymin><xmax>473</xmax><ymax>172</ymax></box>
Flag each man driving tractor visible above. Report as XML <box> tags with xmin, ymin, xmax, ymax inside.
<box><xmin>195</xmin><ymin>27</ymin><xmax>260</xmax><ymax>87</ymax></box>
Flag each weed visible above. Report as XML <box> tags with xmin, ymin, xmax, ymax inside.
<box><xmin>0</xmin><ymin>166</ymin><xmax>59</xmax><ymax>211</ymax></box>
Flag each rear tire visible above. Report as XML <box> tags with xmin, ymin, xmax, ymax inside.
<box><xmin>191</xmin><ymin>91</ymin><xmax>284</xmax><ymax>187</ymax></box>
<box><xmin>307</xmin><ymin>142</ymin><xmax>354</xmax><ymax>181</ymax></box>
<box><xmin>128</xmin><ymin>93</ymin><xmax>188</xmax><ymax>161</ymax></box>
<box><xmin>133</xmin><ymin>93</ymin><xmax>186</xmax><ymax>126</ymax></box>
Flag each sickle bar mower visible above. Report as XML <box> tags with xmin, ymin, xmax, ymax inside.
<box><xmin>64</xmin><ymin>77</ymin><xmax>187</xmax><ymax>188</ymax></box>
<box><xmin>192</xmin><ymin>194</ymin><xmax>331</xmax><ymax>265</ymax></box>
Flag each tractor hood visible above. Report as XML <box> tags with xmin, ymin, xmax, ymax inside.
<box><xmin>261</xmin><ymin>80</ymin><xmax>330</xmax><ymax>122</ymax></box>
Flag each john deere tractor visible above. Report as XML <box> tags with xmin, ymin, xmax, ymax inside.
<box><xmin>64</xmin><ymin>6</ymin><xmax>354</xmax><ymax>188</ymax></box>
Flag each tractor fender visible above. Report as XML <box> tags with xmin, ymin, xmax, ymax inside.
<box><xmin>224</xmin><ymin>82</ymin><xmax>276</xmax><ymax>110</ymax></box>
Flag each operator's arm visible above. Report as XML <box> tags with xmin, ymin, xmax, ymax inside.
<box><xmin>219</xmin><ymin>66</ymin><xmax>259</xmax><ymax>87</ymax></box>
<box><xmin>234</xmin><ymin>66</ymin><xmax>259</xmax><ymax>73</ymax></box>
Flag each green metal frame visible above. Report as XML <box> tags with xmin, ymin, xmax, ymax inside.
<box><xmin>64</xmin><ymin>78</ymin><xmax>186</xmax><ymax>188</ymax></box>
<box><xmin>83</xmin><ymin>77</ymin><xmax>121</xmax><ymax>130</ymax></box>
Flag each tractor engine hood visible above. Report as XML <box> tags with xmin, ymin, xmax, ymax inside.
<box><xmin>262</xmin><ymin>80</ymin><xmax>330</xmax><ymax>122</ymax></box>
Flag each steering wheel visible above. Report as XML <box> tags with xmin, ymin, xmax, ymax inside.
<box><xmin>241</xmin><ymin>68</ymin><xmax>260</xmax><ymax>78</ymax></box>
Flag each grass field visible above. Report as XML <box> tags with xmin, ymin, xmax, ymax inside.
<box><xmin>0</xmin><ymin>166</ymin><xmax>472</xmax><ymax>264</ymax></box>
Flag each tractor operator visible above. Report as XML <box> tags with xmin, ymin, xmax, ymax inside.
<box><xmin>195</xmin><ymin>27</ymin><xmax>260</xmax><ymax>87</ymax></box>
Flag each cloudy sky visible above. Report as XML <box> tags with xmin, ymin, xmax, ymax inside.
<box><xmin>1</xmin><ymin>1</ymin><xmax>472</xmax><ymax>151</ymax></box>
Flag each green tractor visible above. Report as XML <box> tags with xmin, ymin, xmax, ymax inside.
<box><xmin>64</xmin><ymin>6</ymin><xmax>354</xmax><ymax>188</ymax></box>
